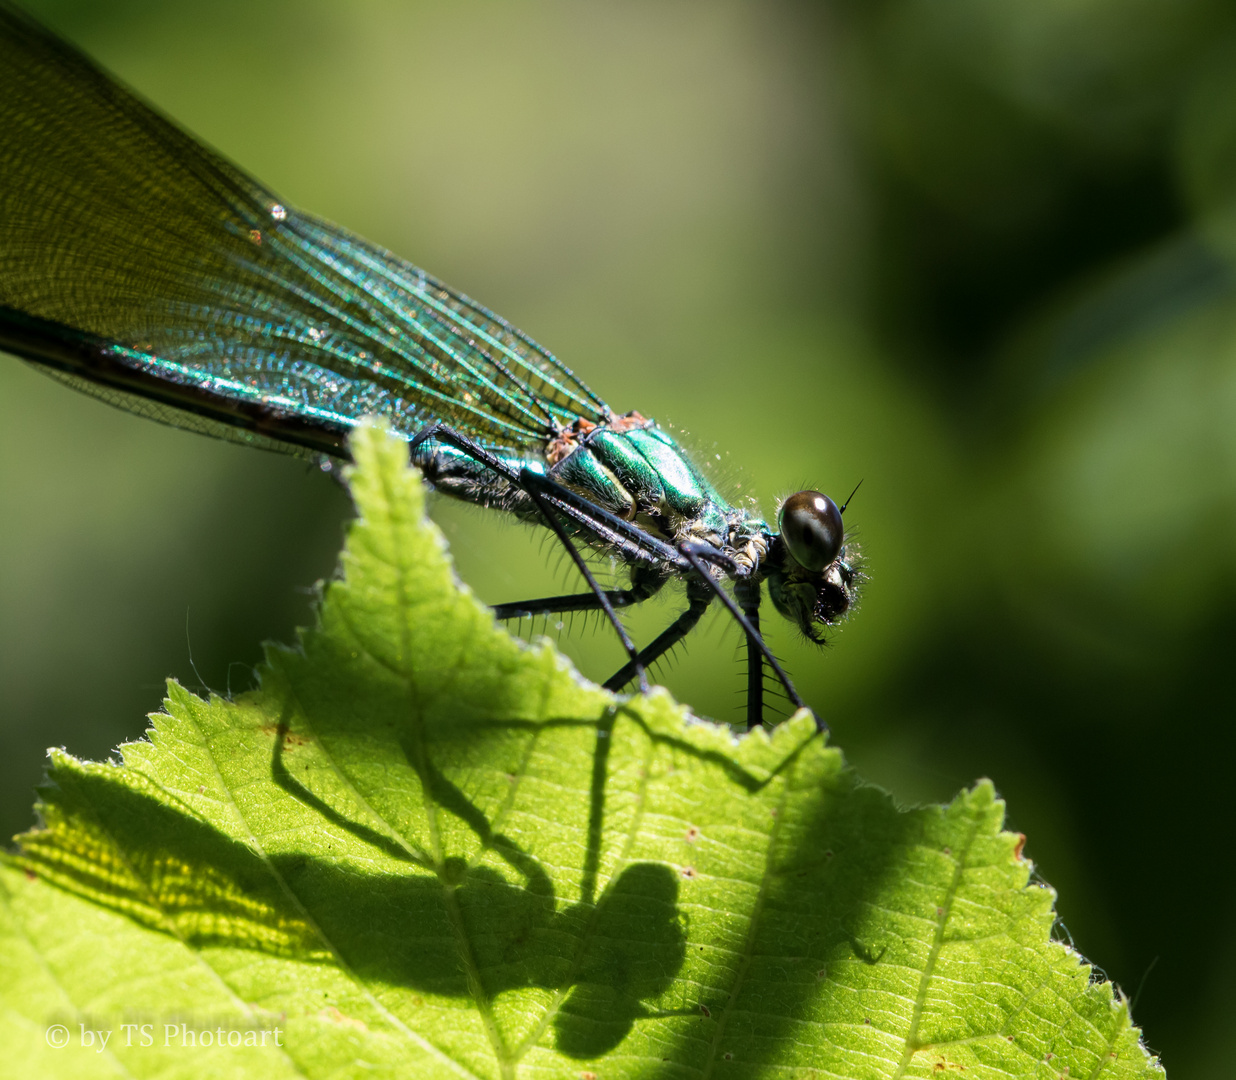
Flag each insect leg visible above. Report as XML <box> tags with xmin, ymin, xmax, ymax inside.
<box><xmin>492</xmin><ymin>569</ymin><xmax>665</xmax><ymax>621</ymax></box>
<box><xmin>520</xmin><ymin>482</ymin><xmax>650</xmax><ymax>692</ymax></box>
<box><xmin>677</xmin><ymin>542</ymin><xmax>824</xmax><ymax>733</ymax></box>
<box><xmin>407</xmin><ymin>422</ymin><xmax>651</xmax><ymax>691</ymax></box>
<box><xmin>733</xmin><ymin>578</ymin><xmax>765</xmax><ymax>730</ymax></box>
<box><xmin>602</xmin><ymin>578</ymin><xmax>713</xmax><ymax>693</ymax></box>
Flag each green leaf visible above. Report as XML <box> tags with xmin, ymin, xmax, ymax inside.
<box><xmin>1</xmin><ymin>425</ymin><xmax>1163</xmax><ymax>1078</ymax></box>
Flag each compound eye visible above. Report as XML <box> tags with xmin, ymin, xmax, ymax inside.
<box><xmin>778</xmin><ymin>490</ymin><xmax>843</xmax><ymax>572</ymax></box>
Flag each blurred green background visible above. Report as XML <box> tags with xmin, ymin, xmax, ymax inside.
<box><xmin>2</xmin><ymin>0</ymin><xmax>1234</xmax><ymax>1072</ymax></box>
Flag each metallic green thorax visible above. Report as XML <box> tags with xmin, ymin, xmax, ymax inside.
<box><xmin>418</xmin><ymin>411</ymin><xmax>771</xmax><ymax>567</ymax></box>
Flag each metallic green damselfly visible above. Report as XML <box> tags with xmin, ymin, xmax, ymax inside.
<box><xmin>0</xmin><ymin>4</ymin><xmax>862</xmax><ymax>729</ymax></box>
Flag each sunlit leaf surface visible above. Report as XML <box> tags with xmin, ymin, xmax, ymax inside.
<box><xmin>0</xmin><ymin>426</ymin><xmax>1162</xmax><ymax>1078</ymax></box>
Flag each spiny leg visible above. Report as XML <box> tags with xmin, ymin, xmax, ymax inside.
<box><xmin>602</xmin><ymin>578</ymin><xmax>712</xmax><ymax>692</ymax></box>
<box><xmin>733</xmin><ymin>578</ymin><xmax>765</xmax><ymax>730</ymax></box>
<box><xmin>493</xmin><ymin>567</ymin><xmax>666</xmax><ymax>621</ymax></box>
<box><xmin>677</xmin><ymin>542</ymin><xmax>824</xmax><ymax>733</ymax></box>
<box><xmin>519</xmin><ymin>483</ymin><xmax>649</xmax><ymax>693</ymax></box>
<box><xmin>408</xmin><ymin>423</ymin><xmax>651</xmax><ymax>692</ymax></box>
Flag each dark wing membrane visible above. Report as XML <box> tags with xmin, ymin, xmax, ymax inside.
<box><xmin>0</xmin><ymin>4</ymin><xmax>608</xmax><ymax>457</ymax></box>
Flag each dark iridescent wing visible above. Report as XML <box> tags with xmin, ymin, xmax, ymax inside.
<box><xmin>0</xmin><ymin>3</ymin><xmax>608</xmax><ymax>459</ymax></box>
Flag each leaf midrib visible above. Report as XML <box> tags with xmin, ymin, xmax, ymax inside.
<box><xmin>888</xmin><ymin>813</ymin><xmax>983</xmax><ymax>1079</ymax></box>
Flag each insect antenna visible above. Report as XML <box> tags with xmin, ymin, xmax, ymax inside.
<box><xmin>839</xmin><ymin>479</ymin><xmax>863</xmax><ymax>515</ymax></box>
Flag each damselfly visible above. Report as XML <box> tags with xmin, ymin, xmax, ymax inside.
<box><xmin>0</xmin><ymin>4</ymin><xmax>862</xmax><ymax>729</ymax></box>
